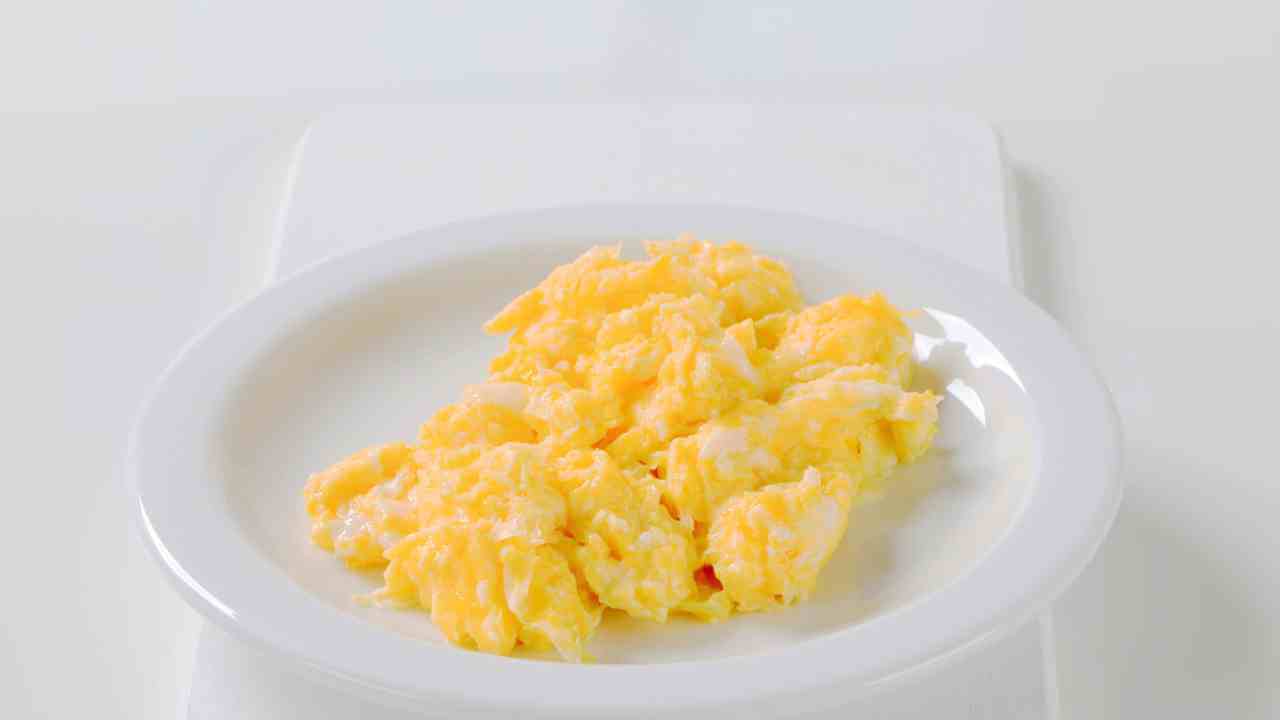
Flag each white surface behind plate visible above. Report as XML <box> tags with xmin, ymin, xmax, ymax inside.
<box><xmin>277</xmin><ymin>104</ymin><xmax>1014</xmax><ymax>282</ymax></box>
<box><xmin>190</xmin><ymin>103</ymin><xmax>1050</xmax><ymax>719</ymax></box>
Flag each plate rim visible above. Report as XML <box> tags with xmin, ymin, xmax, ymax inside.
<box><xmin>127</xmin><ymin>203</ymin><xmax>1122</xmax><ymax>714</ymax></box>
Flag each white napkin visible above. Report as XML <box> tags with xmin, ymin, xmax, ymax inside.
<box><xmin>189</xmin><ymin>102</ymin><xmax>1050</xmax><ymax>719</ymax></box>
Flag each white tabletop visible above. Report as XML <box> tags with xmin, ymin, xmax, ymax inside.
<box><xmin>2</xmin><ymin>3</ymin><xmax>1278</xmax><ymax>718</ymax></box>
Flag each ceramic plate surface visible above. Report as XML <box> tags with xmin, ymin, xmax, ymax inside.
<box><xmin>129</xmin><ymin>205</ymin><xmax>1120</xmax><ymax>717</ymax></box>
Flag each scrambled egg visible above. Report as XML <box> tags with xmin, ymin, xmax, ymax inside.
<box><xmin>304</xmin><ymin>238</ymin><xmax>939</xmax><ymax>661</ymax></box>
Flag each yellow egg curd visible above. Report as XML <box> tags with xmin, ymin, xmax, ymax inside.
<box><xmin>304</xmin><ymin>238</ymin><xmax>939</xmax><ymax>661</ymax></box>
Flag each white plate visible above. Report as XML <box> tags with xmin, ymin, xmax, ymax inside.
<box><xmin>129</xmin><ymin>205</ymin><xmax>1121</xmax><ymax>718</ymax></box>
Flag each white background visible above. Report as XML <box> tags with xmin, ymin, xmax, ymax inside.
<box><xmin>1</xmin><ymin>3</ymin><xmax>1277</xmax><ymax>718</ymax></box>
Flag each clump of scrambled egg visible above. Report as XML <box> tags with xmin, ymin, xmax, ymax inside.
<box><xmin>304</xmin><ymin>238</ymin><xmax>939</xmax><ymax>661</ymax></box>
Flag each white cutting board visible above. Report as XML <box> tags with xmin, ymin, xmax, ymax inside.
<box><xmin>189</xmin><ymin>103</ymin><xmax>1052</xmax><ymax>719</ymax></box>
<box><xmin>273</xmin><ymin>103</ymin><xmax>1017</xmax><ymax>282</ymax></box>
